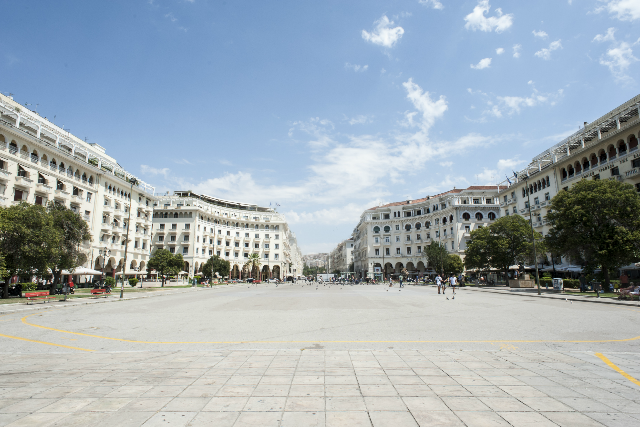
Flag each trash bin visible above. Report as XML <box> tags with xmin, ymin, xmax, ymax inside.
<box><xmin>552</xmin><ymin>278</ymin><xmax>563</xmax><ymax>291</ymax></box>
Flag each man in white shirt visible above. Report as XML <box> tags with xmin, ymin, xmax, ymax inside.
<box><xmin>436</xmin><ymin>274</ymin><xmax>442</xmax><ymax>294</ymax></box>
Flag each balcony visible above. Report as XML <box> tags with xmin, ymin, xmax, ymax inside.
<box><xmin>101</xmin><ymin>222</ymin><xmax>112</xmax><ymax>231</ymax></box>
<box><xmin>15</xmin><ymin>175</ymin><xmax>33</xmax><ymax>185</ymax></box>
<box><xmin>36</xmin><ymin>183</ymin><xmax>52</xmax><ymax>192</ymax></box>
<box><xmin>103</xmin><ymin>205</ymin><xmax>113</xmax><ymax>212</ymax></box>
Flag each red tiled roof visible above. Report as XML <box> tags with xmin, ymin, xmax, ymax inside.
<box><xmin>367</xmin><ymin>185</ymin><xmax>507</xmax><ymax>210</ymax></box>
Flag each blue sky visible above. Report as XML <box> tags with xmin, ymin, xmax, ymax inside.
<box><xmin>3</xmin><ymin>0</ymin><xmax>640</xmax><ymax>253</ymax></box>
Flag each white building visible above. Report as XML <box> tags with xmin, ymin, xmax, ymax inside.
<box><xmin>497</xmin><ymin>94</ymin><xmax>640</xmax><ymax>238</ymax></box>
<box><xmin>328</xmin><ymin>238</ymin><xmax>354</xmax><ymax>274</ymax></box>
<box><xmin>152</xmin><ymin>191</ymin><xmax>303</xmax><ymax>279</ymax></box>
<box><xmin>0</xmin><ymin>94</ymin><xmax>156</xmax><ymax>278</ymax></box>
<box><xmin>352</xmin><ymin>186</ymin><xmax>504</xmax><ymax>279</ymax></box>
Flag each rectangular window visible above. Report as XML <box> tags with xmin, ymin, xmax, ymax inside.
<box><xmin>217</xmin><ymin>250</ymin><xmax>221</xmax><ymax>256</ymax></box>
<box><xmin>245</xmin><ymin>243</ymin><xmax>249</xmax><ymax>248</ymax></box>
<box><xmin>172</xmin><ymin>224</ymin><xmax>177</xmax><ymax>230</ymax></box>
<box><xmin>385</xmin><ymin>248</ymin><xmax>390</xmax><ymax>256</ymax></box>
<box><xmin>264</xmin><ymin>254</ymin><xmax>269</xmax><ymax>259</ymax></box>
<box><xmin>395</xmin><ymin>225</ymin><xmax>400</xmax><ymax>231</ymax></box>
<box><xmin>512</xmin><ymin>207</ymin><xmax>517</xmax><ymax>213</ymax></box>
<box><xmin>465</xmin><ymin>225</ymin><xmax>470</xmax><ymax>232</ymax></box>
<box><xmin>185</xmin><ymin>224</ymin><xmax>190</xmax><ymax>230</ymax></box>
<box><xmin>134</xmin><ymin>241</ymin><xmax>139</xmax><ymax>248</ymax></box>
<box><xmin>183</xmin><ymin>247</ymin><xmax>188</xmax><ymax>254</ymax></box>
<box><xmin>35</xmin><ymin>195</ymin><xmax>43</xmax><ymax>205</ymax></box>
<box><xmin>14</xmin><ymin>189</ymin><xmax>23</xmax><ymax>202</ymax></box>
<box><xmin>255</xmin><ymin>233</ymin><xmax>259</xmax><ymax>238</ymax></box>
<box><xmin>274</xmin><ymin>254</ymin><xmax>279</xmax><ymax>260</ymax></box>
<box><xmin>473</xmin><ymin>199</ymin><xmax>480</xmax><ymax>204</ymax></box>
<box><xmin>396</xmin><ymin>248</ymin><xmax>401</xmax><ymax>255</ymax></box>
<box><xmin>374</xmin><ymin>237</ymin><xmax>379</xmax><ymax>243</ymax></box>
<box><xmin>395</xmin><ymin>236</ymin><xmax>400</xmax><ymax>242</ymax></box>
<box><xmin>217</xmin><ymin>240</ymin><xmax>222</xmax><ymax>245</ymax></box>
<box><xmin>225</xmin><ymin>241</ymin><xmax>229</xmax><ymax>246</ymax></box>
<box><xmin>225</xmin><ymin>251</ymin><xmax>229</xmax><ymax>257</ymax></box>
<box><xmin>417</xmin><ymin>246</ymin><xmax>421</xmax><ymax>253</ymax></box>
<box><xmin>632</xmin><ymin>158</ymin><xmax>640</xmax><ymax>168</ymax></box>
<box><xmin>275</xmin><ymin>244</ymin><xmax>279</xmax><ymax>249</ymax></box>
<box><xmin>169</xmin><ymin>247</ymin><xmax>175</xmax><ymax>254</ymax></box>
<box><xmin>184</xmin><ymin>236</ymin><xmax>189</xmax><ymax>242</ymax></box>
<box><xmin>160</xmin><ymin>224</ymin><xmax>165</xmax><ymax>229</ymax></box>
<box><xmin>226</xmin><ymin>230</ymin><xmax>230</xmax><ymax>236</ymax></box>
<box><xmin>235</xmin><ymin>252</ymin><xmax>239</xmax><ymax>258</ymax></box>
<box><xmin>170</xmin><ymin>236</ymin><xmax>176</xmax><ymax>242</ymax></box>
<box><xmin>275</xmin><ymin>234</ymin><xmax>279</xmax><ymax>239</ymax></box>
<box><xmin>255</xmin><ymin>243</ymin><xmax>259</xmax><ymax>249</ymax></box>
<box><xmin>385</xmin><ymin>236</ymin><xmax>390</xmax><ymax>243</ymax></box>
<box><xmin>209</xmin><ymin>250</ymin><xmax>213</xmax><ymax>256</ymax></box>
<box><xmin>264</xmin><ymin>244</ymin><xmax>269</xmax><ymax>249</ymax></box>
<box><xmin>265</xmin><ymin>234</ymin><xmax>269</xmax><ymax>239</ymax></box>
<box><xmin>245</xmin><ymin>233</ymin><xmax>249</xmax><ymax>237</ymax></box>
<box><xmin>384</xmin><ymin>214</ymin><xmax>390</xmax><ymax>219</ymax></box>
<box><xmin>244</xmin><ymin>253</ymin><xmax>249</xmax><ymax>258</ymax></box>
<box><xmin>158</xmin><ymin>236</ymin><xmax>164</xmax><ymax>242</ymax></box>
<box><xmin>236</xmin><ymin>232</ymin><xmax>240</xmax><ymax>237</ymax></box>
<box><xmin>86</xmin><ymin>192</ymin><xmax>92</xmax><ymax>202</ymax></box>
<box><xmin>534</xmin><ymin>197</ymin><xmax>539</xmax><ymax>205</ymax></box>
<box><xmin>545</xmin><ymin>192</ymin><xmax>550</xmax><ymax>201</ymax></box>
<box><xmin>407</xmin><ymin>247</ymin><xmax>412</xmax><ymax>255</ymax></box>
<box><xmin>611</xmin><ymin>167</ymin><xmax>620</xmax><ymax>176</ymax></box>
<box><xmin>375</xmin><ymin>249</ymin><xmax>380</xmax><ymax>255</ymax></box>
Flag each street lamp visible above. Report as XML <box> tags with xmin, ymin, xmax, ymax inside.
<box><xmin>121</xmin><ymin>177</ymin><xmax>137</xmax><ymax>299</ymax></box>
<box><xmin>524</xmin><ymin>177</ymin><xmax>541</xmax><ymax>296</ymax></box>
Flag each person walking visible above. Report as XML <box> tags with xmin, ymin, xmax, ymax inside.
<box><xmin>436</xmin><ymin>274</ymin><xmax>442</xmax><ymax>294</ymax></box>
<box><xmin>579</xmin><ymin>273</ymin><xmax>587</xmax><ymax>293</ymax></box>
<box><xmin>399</xmin><ymin>276</ymin><xmax>404</xmax><ymax>288</ymax></box>
<box><xmin>450</xmin><ymin>274</ymin><xmax>457</xmax><ymax>299</ymax></box>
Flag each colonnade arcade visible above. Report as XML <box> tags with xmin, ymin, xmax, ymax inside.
<box><xmin>189</xmin><ymin>262</ymin><xmax>283</xmax><ymax>280</ymax></box>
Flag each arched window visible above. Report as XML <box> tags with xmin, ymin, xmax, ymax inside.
<box><xmin>475</xmin><ymin>212</ymin><xmax>484</xmax><ymax>221</ymax></box>
<box><xmin>383</xmin><ymin>225</ymin><xmax>390</xmax><ymax>233</ymax></box>
<box><xmin>415</xmin><ymin>222</ymin><xmax>421</xmax><ymax>230</ymax></box>
<box><xmin>425</xmin><ymin>221</ymin><xmax>431</xmax><ymax>229</ymax></box>
<box><xmin>599</xmin><ymin>150</ymin><xmax>607</xmax><ymax>163</ymax></box>
<box><xmin>618</xmin><ymin>139</ymin><xmax>627</xmax><ymax>154</ymax></box>
<box><xmin>488</xmin><ymin>212</ymin><xmax>496</xmax><ymax>220</ymax></box>
<box><xmin>462</xmin><ymin>212</ymin><xmax>471</xmax><ymax>221</ymax></box>
<box><xmin>562</xmin><ymin>168</ymin><xmax>567</xmax><ymax>179</ymax></box>
<box><xmin>88</xmin><ymin>176</ymin><xmax>94</xmax><ymax>184</ymax></box>
<box><xmin>442</xmin><ymin>217</ymin><xmax>447</xmax><ymax>225</ymax></box>
<box><xmin>174</xmin><ymin>213</ymin><xmax>178</xmax><ymax>218</ymax></box>
<box><xmin>405</xmin><ymin>224</ymin><xmax>411</xmax><ymax>231</ymax></box>
<box><xmin>449</xmin><ymin>214</ymin><xmax>453</xmax><ymax>222</ymax></box>
<box><xmin>629</xmin><ymin>135</ymin><xmax>638</xmax><ymax>151</ymax></box>
<box><xmin>373</xmin><ymin>226</ymin><xmax>380</xmax><ymax>234</ymax></box>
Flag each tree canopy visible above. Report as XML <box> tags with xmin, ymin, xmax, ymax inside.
<box><xmin>244</xmin><ymin>253</ymin><xmax>262</xmax><ymax>279</ymax></box>
<box><xmin>423</xmin><ymin>242</ymin><xmax>449</xmax><ymax>275</ymax></box>
<box><xmin>445</xmin><ymin>254</ymin><xmax>464</xmax><ymax>277</ymax></box>
<box><xmin>546</xmin><ymin>179</ymin><xmax>640</xmax><ymax>286</ymax></box>
<box><xmin>202</xmin><ymin>255</ymin><xmax>230</xmax><ymax>279</ymax></box>
<box><xmin>147</xmin><ymin>249</ymin><xmax>184</xmax><ymax>286</ymax></box>
<box><xmin>464</xmin><ymin>215</ymin><xmax>545</xmax><ymax>279</ymax></box>
<box><xmin>0</xmin><ymin>203</ymin><xmax>62</xmax><ymax>298</ymax></box>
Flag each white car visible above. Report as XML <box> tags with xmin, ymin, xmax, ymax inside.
<box><xmin>268</xmin><ymin>279</ymin><xmax>278</xmax><ymax>283</ymax></box>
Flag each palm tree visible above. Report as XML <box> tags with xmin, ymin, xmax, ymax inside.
<box><xmin>244</xmin><ymin>253</ymin><xmax>262</xmax><ymax>281</ymax></box>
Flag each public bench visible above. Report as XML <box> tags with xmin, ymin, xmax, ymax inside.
<box><xmin>25</xmin><ymin>291</ymin><xmax>56</xmax><ymax>304</ymax></box>
<box><xmin>90</xmin><ymin>289</ymin><xmax>109</xmax><ymax>298</ymax></box>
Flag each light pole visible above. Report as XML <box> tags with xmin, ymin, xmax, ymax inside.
<box><xmin>121</xmin><ymin>178</ymin><xmax>137</xmax><ymax>299</ymax></box>
<box><xmin>525</xmin><ymin>177</ymin><xmax>541</xmax><ymax>295</ymax></box>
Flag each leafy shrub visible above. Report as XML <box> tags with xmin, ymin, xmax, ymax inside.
<box><xmin>128</xmin><ymin>278</ymin><xmax>139</xmax><ymax>287</ymax></box>
<box><xmin>21</xmin><ymin>282</ymin><xmax>37</xmax><ymax>292</ymax></box>
<box><xmin>104</xmin><ymin>276</ymin><xmax>116</xmax><ymax>287</ymax></box>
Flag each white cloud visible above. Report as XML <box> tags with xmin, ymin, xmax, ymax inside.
<box><xmin>401</xmin><ymin>78</ymin><xmax>448</xmax><ymax>134</ymax></box>
<box><xmin>419</xmin><ymin>175</ymin><xmax>470</xmax><ymax>194</ymax></box>
<box><xmin>470</xmin><ymin>57</ymin><xmax>492</xmax><ymax>69</ymax></box>
<box><xmin>596</xmin><ymin>0</ymin><xmax>640</xmax><ymax>21</ymax></box>
<box><xmin>440</xmin><ymin>161</ymin><xmax>453</xmax><ymax>167</ymax></box>
<box><xmin>347</xmin><ymin>115</ymin><xmax>372</xmax><ymax>125</ymax></box>
<box><xmin>345</xmin><ymin>63</ymin><xmax>369</xmax><ymax>72</ymax></box>
<box><xmin>464</xmin><ymin>0</ymin><xmax>514</xmax><ymax>33</ymax></box>
<box><xmin>534</xmin><ymin>39</ymin><xmax>562</xmax><ymax>60</ymax></box>
<box><xmin>474</xmin><ymin>158</ymin><xmax>526</xmax><ymax>185</ymax></box>
<box><xmin>140</xmin><ymin>165</ymin><xmax>170</xmax><ymax>178</ymax></box>
<box><xmin>419</xmin><ymin>0</ymin><xmax>444</xmax><ymax>10</ymax></box>
<box><xmin>600</xmin><ymin>41</ymin><xmax>638</xmax><ymax>83</ymax></box>
<box><xmin>496</xmin><ymin>47</ymin><xmax>505</xmax><ymax>55</ymax></box>
<box><xmin>164</xmin><ymin>12</ymin><xmax>177</xmax><ymax>22</ymax></box>
<box><xmin>532</xmin><ymin>30</ymin><xmax>548</xmax><ymax>38</ymax></box>
<box><xmin>593</xmin><ymin>27</ymin><xmax>616</xmax><ymax>42</ymax></box>
<box><xmin>362</xmin><ymin>15</ymin><xmax>405</xmax><ymax>48</ymax></box>
<box><xmin>513</xmin><ymin>44</ymin><xmax>522</xmax><ymax>58</ymax></box>
<box><xmin>475</xmin><ymin>86</ymin><xmax>564</xmax><ymax>117</ymax></box>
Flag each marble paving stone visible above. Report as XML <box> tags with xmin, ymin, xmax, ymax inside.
<box><xmin>356</xmin><ymin>376</ymin><xmax>391</xmax><ymax>385</ymax></box>
<box><xmin>141</xmin><ymin>412</ymin><xmax>196</xmax><ymax>427</ymax></box>
<box><xmin>369</xmin><ymin>411</ymin><xmax>418</xmax><ymax>427</ymax></box>
<box><xmin>359</xmin><ymin>385</ymin><xmax>398</xmax><ymax>397</ymax></box>
<box><xmin>518</xmin><ymin>397</ymin><xmax>574</xmax><ymax>412</ymax></box>
<box><xmin>393</xmin><ymin>385</ymin><xmax>435</xmax><ymax>397</ymax></box>
<box><xmin>215</xmin><ymin>385</ymin><xmax>255</xmax><ymax>397</ymax></box>
<box><xmin>325</xmin><ymin>385</ymin><xmax>362</xmax><ymax>397</ymax></box>
<box><xmin>410</xmin><ymin>410</ymin><xmax>465</xmax><ymax>427</ymax></box>
<box><xmin>280</xmin><ymin>411</ymin><xmax>325</xmax><ymax>427</ymax></box>
<box><xmin>139</xmin><ymin>386</ymin><xmax>186</xmax><ymax>398</ymax></box>
<box><xmin>582</xmin><ymin>412</ymin><xmax>640</xmax><ymax>427</ymax></box>
<box><xmin>0</xmin><ymin>414</ymin><xmax>24</xmax><ymax>426</ymax></box>
<box><xmin>94</xmin><ymin>411</ymin><xmax>155</xmax><ymax>427</ymax></box>
<box><xmin>479</xmin><ymin>397</ymin><xmax>533</xmax><ymax>412</ymax></box>
<box><xmin>83</xmin><ymin>398</ymin><xmax>132</xmax><ymax>412</ymax></box>
<box><xmin>187</xmin><ymin>411</ymin><xmax>239</xmax><ymax>426</ymax></box>
<box><xmin>49</xmin><ymin>412</ymin><xmax>105</xmax><ymax>427</ymax></box>
<box><xmin>325</xmin><ymin>411</ymin><xmax>372</xmax><ymax>427</ymax></box>
<box><xmin>364</xmin><ymin>396</ymin><xmax>408</xmax><ymax>411</ymax></box>
<box><xmin>497</xmin><ymin>411</ymin><xmax>558</xmax><ymax>427</ymax></box>
<box><xmin>285</xmin><ymin>396</ymin><xmax>325</xmax><ymax>412</ymax></box>
<box><xmin>1</xmin><ymin>400</ymin><xmax>58</xmax><ymax>414</ymax></box>
<box><xmin>289</xmin><ymin>385</ymin><xmax>325</xmax><ymax>397</ymax></box>
<box><xmin>454</xmin><ymin>410</ymin><xmax>511</xmax><ymax>427</ymax></box>
<box><xmin>402</xmin><ymin>396</ymin><xmax>449</xmax><ymax>412</ymax></box>
<box><xmin>120</xmin><ymin>398</ymin><xmax>173</xmax><ymax>412</ymax></box>
<box><xmin>441</xmin><ymin>397</ymin><xmax>492</xmax><ymax>412</ymax></box>
<box><xmin>161</xmin><ymin>397</ymin><xmax>210</xmax><ymax>412</ymax></box>
<box><xmin>232</xmin><ymin>411</ymin><xmax>282</xmax><ymax>427</ymax></box>
<box><xmin>243</xmin><ymin>396</ymin><xmax>286</xmax><ymax>412</ymax></box>
<box><xmin>3</xmin><ymin>412</ymin><xmax>68</xmax><ymax>427</ymax></box>
<box><xmin>201</xmin><ymin>396</ymin><xmax>248</xmax><ymax>412</ymax></box>
<box><xmin>325</xmin><ymin>397</ymin><xmax>367</xmax><ymax>412</ymax></box>
<box><xmin>539</xmin><ymin>411</ymin><xmax>605</xmax><ymax>427</ymax></box>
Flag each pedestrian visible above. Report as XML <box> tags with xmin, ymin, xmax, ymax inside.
<box><xmin>620</xmin><ymin>271</ymin><xmax>629</xmax><ymax>291</ymax></box>
<box><xmin>579</xmin><ymin>273</ymin><xmax>587</xmax><ymax>293</ymax></box>
<box><xmin>399</xmin><ymin>276</ymin><xmax>404</xmax><ymax>288</ymax></box>
<box><xmin>436</xmin><ymin>274</ymin><xmax>442</xmax><ymax>294</ymax></box>
<box><xmin>450</xmin><ymin>274</ymin><xmax>457</xmax><ymax>297</ymax></box>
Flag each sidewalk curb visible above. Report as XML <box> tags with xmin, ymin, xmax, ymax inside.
<box><xmin>460</xmin><ymin>286</ymin><xmax>640</xmax><ymax>307</ymax></box>
<box><xmin>0</xmin><ymin>287</ymin><xmax>205</xmax><ymax>315</ymax></box>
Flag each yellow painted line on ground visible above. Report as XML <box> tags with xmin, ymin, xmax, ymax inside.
<box><xmin>0</xmin><ymin>332</ymin><xmax>93</xmax><ymax>352</ymax></box>
<box><xmin>21</xmin><ymin>313</ymin><xmax>640</xmax><ymax>345</ymax></box>
<box><xmin>595</xmin><ymin>353</ymin><xmax>640</xmax><ymax>387</ymax></box>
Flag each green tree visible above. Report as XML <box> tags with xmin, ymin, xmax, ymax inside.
<box><xmin>0</xmin><ymin>203</ymin><xmax>60</xmax><ymax>299</ymax></box>
<box><xmin>202</xmin><ymin>255</ymin><xmax>230</xmax><ymax>279</ymax></box>
<box><xmin>244</xmin><ymin>253</ymin><xmax>262</xmax><ymax>280</ymax></box>
<box><xmin>445</xmin><ymin>254</ymin><xmax>464</xmax><ymax>277</ymax></box>
<box><xmin>465</xmin><ymin>216</ymin><xmax>545</xmax><ymax>282</ymax></box>
<box><xmin>147</xmin><ymin>249</ymin><xmax>183</xmax><ymax>287</ymax></box>
<box><xmin>423</xmin><ymin>242</ymin><xmax>449</xmax><ymax>275</ymax></box>
<box><xmin>546</xmin><ymin>179</ymin><xmax>640</xmax><ymax>288</ymax></box>
<box><xmin>46</xmin><ymin>203</ymin><xmax>92</xmax><ymax>294</ymax></box>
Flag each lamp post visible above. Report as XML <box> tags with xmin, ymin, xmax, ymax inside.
<box><xmin>121</xmin><ymin>177</ymin><xmax>137</xmax><ymax>299</ymax></box>
<box><xmin>525</xmin><ymin>177</ymin><xmax>541</xmax><ymax>295</ymax></box>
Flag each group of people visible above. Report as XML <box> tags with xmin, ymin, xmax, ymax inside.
<box><xmin>435</xmin><ymin>273</ymin><xmax>458</xmax><ymax>298</ymax></box>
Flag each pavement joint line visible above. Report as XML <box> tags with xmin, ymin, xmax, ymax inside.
<box><xmin>595</xmin><ymin>352</ymin><xmax>640</xmax><ymax>387</ymax></box>
<box><xmin>20</xmin><ymin>312</ymin><xmax>640</xmax><ymax>345</ymax></box>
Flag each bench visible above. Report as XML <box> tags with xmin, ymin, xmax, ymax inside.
<box><xmin>91</xmin><ymin>289</ymin><xmax>109</xmax><ymax>298</ymax></box>
<box><xmin>25</xmin><ymin>291</ymin><xmax>56</xmax><ymax>304</ymax></box>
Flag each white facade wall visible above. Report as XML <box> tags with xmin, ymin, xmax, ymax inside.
<box><xmin>0</xmin><ymin>94</ymin><xmax>156</xmax><ymax>277</ymax></box>
<box><xmin>152</xmin><ymin>192</ymin><xmax>302</xmax><ymax>279</ymax></box>
<box><xmin>352</xmin><ymin>186</ymin><xmax>503</xmax><ymax>279</ymax></box>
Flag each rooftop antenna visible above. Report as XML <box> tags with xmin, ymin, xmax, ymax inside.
<box><xmin>1</xmin><ymin>92</ymin><xmax>13</xmax><ymax>98</ymax></box>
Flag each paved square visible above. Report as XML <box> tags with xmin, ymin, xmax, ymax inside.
<box><xmin>1</xmin><ymin>283</ymin><xmax>639</xmax><ymax>426</ymax></box>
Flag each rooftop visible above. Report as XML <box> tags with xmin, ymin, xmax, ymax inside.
<box><xmin>368</xmin><ymin>186</ymin><xmax>506</xmax><ymax>210</ymax></box>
